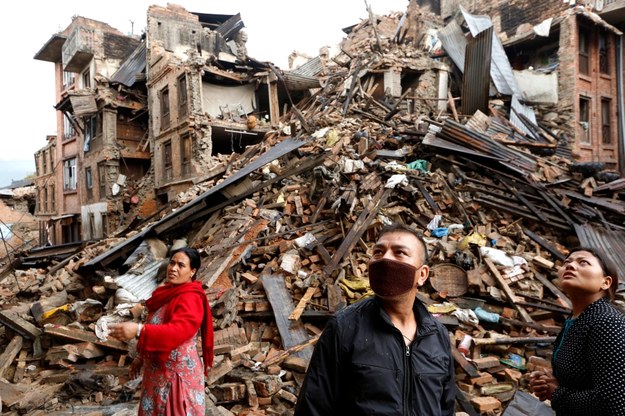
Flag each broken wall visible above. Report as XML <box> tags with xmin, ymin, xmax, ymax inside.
<box><xmin>147</xmin><ymin>5</ymin><xmax>225</xmax><ymax>194</ymax></box>
<box><xmin>0</xmin><ymin>190</ymin><xmax>38</xmax><ymax>260</ymax></box>
<box><xmin>423</xmin><ymin>0</ymin><xmax>569</xmax><ymax>36</ymax></box>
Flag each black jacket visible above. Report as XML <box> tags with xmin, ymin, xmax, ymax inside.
<box><xmin>551</xmin><ymin>297</ymin><xmax>625</xmax><ymax>415</ymax></box>
<box><xmin>294</xmin><ymin>296</ymin><xmax>456</xmax><ymax>416</ymax></box>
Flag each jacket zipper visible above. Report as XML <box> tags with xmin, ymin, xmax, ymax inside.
<box><xmin>403</xmin><ymin>339</ymin><xmax>411</xmax><ymax>415</ymax></box>
<box><xmin>406</xmin><ymin>330</ymin><xmax>435</xmax><ymax>415</ymax></box>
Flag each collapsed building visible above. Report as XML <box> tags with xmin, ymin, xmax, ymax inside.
<box><xmin>419</xmin><ymin>0</ymin><xmax>625</xmax><ymax>171</ymax></box>
<box><xmin>31</xmin><ymin>4</ymin><xmax>321</xmax><ymax>250</ymax></box>
<box><xmin>1</xmin><ymin>1</ymin><xmax>624</xmax><ymax>415</ymax></box>
<box><xmin>0</xmin><ymin>180</ymin><xmax>37</xmax><ymax>266</ymax></box>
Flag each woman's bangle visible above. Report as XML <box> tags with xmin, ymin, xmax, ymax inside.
<box><xmin>136</xmin><ymin>323</ymin><xmax>143</xmax><ymax>339</ymax></box>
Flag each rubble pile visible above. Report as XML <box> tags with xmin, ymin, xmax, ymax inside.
<box><xmin>1</xmin><ymin>4</ymin><xmax>624</xmax><ymax>416</ymax></box>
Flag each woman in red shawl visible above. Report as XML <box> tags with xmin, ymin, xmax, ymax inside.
<box><xmin>109</xmin><ymin>247</ymin><xmax>214</xmax><ymax>415</ymax></box>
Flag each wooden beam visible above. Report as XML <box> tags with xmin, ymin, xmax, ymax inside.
<box><xmin>501</xmin><ymin>180</ymin><xmax>548</xmax><ymax>222</ymax></box>
<box><xmin>261</xmin><ymin>273</ymin><xmax>313</xmax><ymax>362</ymax></box>
<box><xmin>456</xmin><ymin>390</ymin><xmax>481</xmax><ymax>416</ymax></box>
<box><xmin>261</xmin><ymin>335</ymin><xmax>320</xmax><ymax>368</ymax></box>
<box><xmin>522</xmin><ymin>228</ymin><xmax>566</xmax><ymax>262</ymax></box>
<box><xmin>450</xmin><ymin>343</ymin><xmax>479</xmax><ymax>378</ymax></box>
<box><xmin>484</xmin><ymin>259</ymin><xmax>533</xmax><ymax>323</ymax></box>
<box><xmin>323</xmin><ymin>188</ymin><xmax>391</xmax><ymax>279</ymax></box>
<box><xmin>289</xmin><ymin>286</ymin><xmax>317</xmax><ymax>321</ymax></box>
<box><xmin>534</xmin><ymin>272</ymin><xmax>572</xmax><ymax>309</ymax></box>
<box><xmin>0</xmin><ymin>310</ymin><xmax>42</xmax><ymax>339</ymax></box>
<box><xmin>414</xmin><ymin>178</ymin><xmax>441</xmax><ymax>214</ymax></box>
<box><xmin>44</xmin><ymin>326</ymin><xmax>128</xmax><ymax>351</ymax></box>
<box><xmin>473</xmin><ymin>336</ymin><xmax>556</xmax><ymax>346</ymax></box>
<box><xmin>0</xmin><ymin>335</ymin><xmax>23</xmax><ymax>378</ymax></box>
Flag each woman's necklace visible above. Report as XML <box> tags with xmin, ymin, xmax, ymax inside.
<box><xmin>402</xmin><ymin>333</ymin><xmax>413</xmax><ymax>344</ymax></box>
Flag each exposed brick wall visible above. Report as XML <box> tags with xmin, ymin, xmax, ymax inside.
<box><xmin>425</xmin><ymin>0</ymin><xmax>570</xmax><ymax>35</ymax></box>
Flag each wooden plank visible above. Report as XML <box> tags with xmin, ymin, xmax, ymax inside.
<box><xmin>456</xmin><ymin>390</ymin><xmax>481</xmax><ymax>416</ymax></box>
<box><xmin>0</xmin><ymin>335</ymin><xmax>23</xmax><ymax>378</ymax></box>
<box><xmin>13</xmin><ymin>350</ymin><xmax>28</xmax><ymax>383</ymax></box>
<box><xmin>0</xmin><ymin>378</ymin><xmax>30</xmax><ymax>408</ymax></box>
<box><xmin>16</xmin><ymin>383</ymin><xmax>64</xmax><ymax>413</ymax></box>
<box><xmin>484</xmin><ymin>259</ymin><xmax>533</xmax><ymax>323</ymax></box>
<box><xmin>534</xmin><ymin>272</ymin><xmax>572</xmax><ymax>309</ymax></box>
<box><xmin>0</xmin><ymin>310</ymin><xmax>42</xmax><ymax>339</ymax></box>
<box><xmin>502</xmin><ymin>181</ymin><xmax>548</xmax><ymax>222</ymax></box>
<box><xmin>473</xmin><ymin>336</ymin><xmax>556</xmax><ymax>346</ymax></box>
<box><xmin>44</xmin><ymin>325</ymin><xmax>128</xmax><ymax>351</ymax></box>
<box><xmin>289</xmin><ymin>286</ymin><xmax>317</xmax><ymax>321</ymax></box>
<box><xmin>522</xmin><ymin>227</ymin><xmax>566</xmax><ymax>261</ymax></box>
<box><xmin>323</xmin><ymin>188</ymin><xmax>391</xmax><ymax>278</ymax></box>
<box><xmin>414</xmin><ymin>178</ymin><xmax>440</xmax><ymax>214</ymax></box>
<box><xmin>450</xmin><ymin>342</ymin><xmax>479</xmax><ymax>378</ymax></box>
<box><xmin>261</xmin><ymin>273</ymin><xmax>313</xmax><ymax>362</ymax></box>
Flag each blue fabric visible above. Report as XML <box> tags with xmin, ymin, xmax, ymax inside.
<box><xmin>553</xmin><ymin>317</ymin><xmax>575</xmax><ymax>363</ymax></box>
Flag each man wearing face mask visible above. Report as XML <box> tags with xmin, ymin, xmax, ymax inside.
<box><xmin>294</xmin><ymin>223</ymin><xmax>456</xmax><ymax>416</ymax></box>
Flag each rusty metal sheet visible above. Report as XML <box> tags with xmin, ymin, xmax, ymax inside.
<box><xmin>461</xmin><ymin>27</ymin><xmax>492</xmax><ymax>116</ymax></box>
<box><xmin>574</xmin><ymin>223</ymin><xmax>625</xmax><ymax>284</ymax></box>
<box><xmin>461</xmin><ymin>6</ymin><xmax>518</xmax><ymax>96</ymax></box>
<box><xmin>110</xmin><ymin>42</ymin><xmax>146</xmax><ymax>87</ymax></box>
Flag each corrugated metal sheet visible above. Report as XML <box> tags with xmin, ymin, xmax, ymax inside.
<box><xmin>461</xmin><ymin>27</ymin><xmax>492</xmax><ymax>116</ymax></box>
<box><xmin>461</xmin><ymin>6</ymin><xmax>519</xmax><ymax>97</ymax></box>
<box><xmin>434</xmin><ymin>119</ymin><xmax>538</xmax><ymax>174</ymax></box>
<box><xmin>114</xmin><ymin>260</ymin><xmax>163</xmax><ymax>300</ymax></box>
<box><xmin>215</xmin><ymin>13</ymin><xmax>244</xmax><ymax>41</ymax></box>
<box><xmin>290</xmin><ymin>56</ymin><xmax>323</xmax><ymax>78</ymax></box>
<box><xmin>438</xmin><ymin>19</ymin><xmax>466</xmax><ymax>75</ymax></box>
<box><xmin>110</xmin><ymin>42</ymin><xmax>146</xmax><ymax>87</ymax></box>
<box><xmin>510</xmin><ymin>95</ymin><xmax>538</xmax><ymax>136</ymax></box>
<box><xmin>282</xmin><ymin>72</ymin><xmax>321</xmax><ymax>91</ymax></box>
<box><xmin>574</xmin><ymin>223</ymin><xmax>625</xmax><ymax>284</ymax></box>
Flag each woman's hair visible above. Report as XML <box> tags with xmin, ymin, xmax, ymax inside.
<box><xmin>567</xmin><ymin>246</ymin><xmax>619</xmax><ymax>301</ymax></box>
<box><xmin>170</xmin><ymin>247</ymin><xmax>201</xmax><ymax>280</ymax></box>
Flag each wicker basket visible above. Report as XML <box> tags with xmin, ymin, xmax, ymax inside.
<box><xmin>429</xmin><ymin>263</ymin><xmax>468</xmax><ymax>297</ymax></box>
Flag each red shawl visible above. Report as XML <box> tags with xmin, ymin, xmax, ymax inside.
<box><xmin>138</xmin><ymin>280</ymin><xmax>214</xmax><ymax>374</ymax></box>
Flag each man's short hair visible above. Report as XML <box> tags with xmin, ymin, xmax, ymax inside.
<box><xmin>377</xmin><ymin>223</ymin><xmax>429</xmax><ymax>264</ymax></box>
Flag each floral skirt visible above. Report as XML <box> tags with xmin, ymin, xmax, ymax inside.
<box><xmin>138</xmin><ymin>308</ymin><xmax>205</xmax><ymax>416</ymax></box>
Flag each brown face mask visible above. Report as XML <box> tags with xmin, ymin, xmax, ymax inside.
<box><xmin>368</xmin><ymin>258</ymin><xmax>419</xmax><ymax>297</ymax></box>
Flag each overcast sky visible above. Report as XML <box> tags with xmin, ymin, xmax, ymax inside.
<box><xmin>0</xmin><ymin>0</ymin><xmax>408</xmax><ymax>163</ymax></box>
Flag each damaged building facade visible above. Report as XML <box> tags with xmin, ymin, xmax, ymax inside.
<box><xmin>146</xmin><ymin>5</ymin><xmax>307</xmax><ymax>202</ymax></box>
<box><xmin>31</xmin><ymin>5</ymin><xmax>319</xmax><ymax>248</ymax></box>
<box><xmin>0</xmin><ymin>181</ymin><xmax>37</xmax><ymax>263</ymax></box>
<box><xmin>34</xmin><ymin>17</ymin><xmax>149</xmax><ymax>245</ymax></box>
<box><xmin>419</xmin><ymin>0</ymin><xmax>625</xmax><ymax>172</ymax></box>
